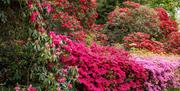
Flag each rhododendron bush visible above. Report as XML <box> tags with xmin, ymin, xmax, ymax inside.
<box><xmin>123</xmin><ymin>32</ymin><xmax>164</xmax><ymax>53</ymax></box>
<box><xmin>1</xmin><ymin>0</ymin><xmax>180</xmax><ymax>91</ymax></box>
<box><xmin>103</xmin><ymin>1</ymin><xmax>180</xmax><ymax>54</ymax></box>
<box><xmin>104</xmin><ymin>3</ymin><xmax>161</xmax><ymax>43</ymax></box>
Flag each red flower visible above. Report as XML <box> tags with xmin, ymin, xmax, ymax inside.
<box><xmin>28</xmin><ymin>0</ymin><xmax>33</xmax><ymax>9</ymax></box>
<box><xmin>155</xmin><ymin>7</ymin><xmax>169</xmax><ymax>21</ymax></box>
<box><xmin>30</xmin><ymin>11</ymin><xmax>39</xmax><ymax>23</ymax></box>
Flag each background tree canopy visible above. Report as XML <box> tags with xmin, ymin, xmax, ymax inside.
<box><xmin>96</xmin><ymin>0</ymin><xmax>180</xmax><ymax>24</ymax></box>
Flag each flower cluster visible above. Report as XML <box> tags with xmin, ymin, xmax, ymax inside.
<box><xmin>132</xmin><ymin>55</ymin><xmax>180</xmax><ymax>91</ymax></box>
<box><xmin>15</xmin><ymin>84</ymin><xmax>37</xmax><ymax>91</ymax></box>
<box><xmin>28</xmin><ymin>0</ymin><xmax>53</xmax><ymax>33</ymax></box>
<box><xmin>123</xmin><ymin>32</ymin><xmax>164</xmax><ymax>53</ymax></box>
<box><xmin>53</xmin><ymin>12</ymin><xmax>83</xmax><ymax>32</ymax></box>
<box><xmin>155</xmin><ymin>8</ymin><xmax>169</xmax><ymax>21</ymax></box>
<box><xmin>54</xmin><ymin>0</ymin><xmax>98</xmax><ymax>29</ymax></box>
<box><xmin>165</xmin><ymin>32</ymin><xmax>180</xmax><ymax>54</ymax></box>
<box><xmin>155</xmin><ymin>8</ymin><xmax>178</xmax><ymax>37</ymax></box>
<box><xmin>49</xmin><ymin>0</ymin><xmax>102</xmax><ymax>41</ymax></box>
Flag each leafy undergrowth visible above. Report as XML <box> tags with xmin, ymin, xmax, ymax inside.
<box><xmin>167</xmin><ymin>88</ymin><xmax>180</xmax><ymax>91</ymax></box>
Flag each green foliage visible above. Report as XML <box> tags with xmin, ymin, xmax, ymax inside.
<box><xmin>96</xmin><ymin>0</ymin><xmax>118</xmax><ymax>24</ymax></box>
<box><xmin>0</xmin><ymin>0</ymin><xmax>29</xmax><ymax>86</ymax></box>
<box><xmin>167</xmin><ymin>88</ymin><xmax>180</xmax><ymax>91</ymax></box>
<box><xmin>1</xmin><ymin>0</ymin><xmax>11</xmax><ymax>4</ymax></box>
<box><xmin>145</xmin><ymin>0</ymin><xmax>180</xmax><ymax>19</ymax></box>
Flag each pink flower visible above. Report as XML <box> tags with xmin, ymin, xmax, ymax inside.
<box><xmin>68</xmin><ymin>83</ymin><xmax>72</xmax><ymax>89</ymax></box>
<box><xmin>49</xmin><ymin>31</ymin><xmax>55</xmax><ymax>38</ymax></box>
<box><xmin>57</xmin><ymin>87</ymin><xmax>61</xmax><ymax>91</ymax></box>
<box><xmin>15</xmin><ymin>86</ymin><xmax>20</xmax><ymax>91</ymax></box>
<box><xmin>27</xmin><ymin>84</ymin><xmax>36</xmax><ymax>91</ymax></box>
<box><xmin>119</xmin><ymin>8</ymin><xmax>129</xmax><ymax>12</ymax></box>
<box><xmin>119</xmin><ymin>83</ymin><xmax>130</xmax><ymax>90</ymax></box>
<box><xmin>58</xmin><ymin>77</ymin><xmax>66</xmax><ymax>83</ymax></box>
<box><xmin>91</xmin><ymin>0</ymin><xmax>96</xmax><ymax>3</ymax></box>
<box><xmin>44</xmin><ymin>3</ymin><xmax>52</xmax><ymax>13</ymax></box>
<box><xmin>28</xmin><ymin>0</ymin><xmax>33</xmax><ymax>9</ymax></box>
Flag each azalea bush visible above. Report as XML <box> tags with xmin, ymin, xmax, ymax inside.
<box><xmin>49</xmin><ymin>32</ymin><xmax>148</xmax><ymax>91</ymax></box>
<box><xmin>132</xmin><ymin>55</ymin><xmax>180</xmax><ymax>91</ymax></box>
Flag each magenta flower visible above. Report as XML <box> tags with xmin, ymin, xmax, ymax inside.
<box><xmin>27</xmin><ymin>84</ymin><xmax>36</xmax><ymax>91</ymax></box>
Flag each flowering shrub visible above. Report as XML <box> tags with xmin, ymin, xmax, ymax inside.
<box><xmin>123</xmin><ymin>32</ymin><xmax>164</xmax><ymax>53</ymax></box>
<box><xmin>2</xmin><ymin>0</ymin><xmax>179</xmax><ymax>90</ymax></box>
<box><xmin>19</xmin><ymin>0</ymin><xmax>79</xmax><ymax>90</ymax></box>
<box><xmin>165</xmin><ymin>32</ymin><xmax>180</xmax><ymax>54</ymax></box>
<box><xmin>132</xmin><ymin>55</ymin><xmax>180</xmax><ymax>91</ymax></box>
<box><xmin>49</xmin><ymin>32</ymin><xmax>148</xmax><ymax>91</ymax></box>
<box><xmin>103</xmin><ymin>1</ymin><xmax>179</xmax><ymax>54</ymax></box>
<box><xmin>15</xmin><ymin>84</ymin><xmax>37</xmax><ymax>91</ymax></box>
<box><xmin>104</xmin><ymin>3</ymin><xmax>161</xmax><ymax>43</ymax></box>
<box><xmin>26</xmin><ymin>1</ymin><xmax>148</xmax><ymax>90</ymax></box>
<box><xmin>155</xmin><ymin>8</ymin><xmax>178</xmax><ymax>37</ymax></box>
<box><xmin>54</xmin><ymin>0</ymin><xmax>98</xmax><ymax>29</ymax></box>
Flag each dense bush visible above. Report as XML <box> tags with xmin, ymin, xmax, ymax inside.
<box><xmin>123</xmin><ymin>32</ymin><xmax>164</xmax><ymax>53</ymax></box>
<box><xmin>49</xmin><ymin>32</ymin><xmax>148</xmax><ymax>91</ymax></box>
<box><xmin>104</xmin><ymin>2</ymin><xmax>161</xmax><ymax>43</ymax></box>
<box><xmin>155</xmin><ymin>7</ymin><xmax>178</xmax><ymax>37</ymax></box>
<box><xmin>96</xmin><ymin>0</ymin><xmax>180</xmax><ymax>23</ymax></box>
<box><xmin>13</xmin><ymin>0</ymin><xmax>148</xmax><ymax>90</ymax></box>
<box><xmin>132</xmin><ymin>55</ymin><xmax>180</xmax><ymax>91</ymax></box>
<box><xmin>102</xmin><ymin>1</ymin><xmax>179</xmax><ymax>54</ymax></box>
<box><xmin>165</xmin><ymin>32</ymin><xmax>180</xmax><ymax>54</ymax></box>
